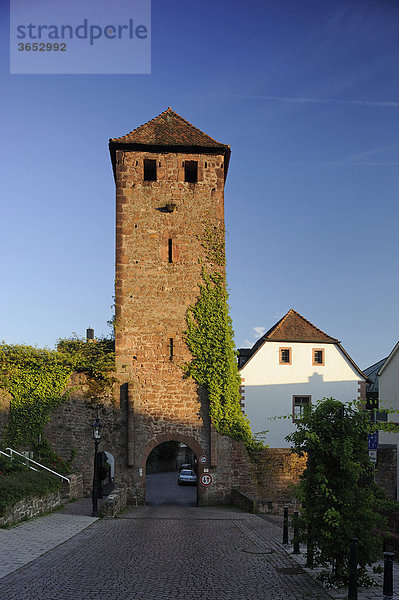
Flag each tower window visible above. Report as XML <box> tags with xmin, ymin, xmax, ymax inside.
<box><xmin>168</xmin><ymin>238</ymin><xmax>173</xmax><ymax>263</ymax></box>
<box><xmin>144</xmin><ymin>159</ymin><xmax>157</xmax><ymax>181</ymax></box>
<box><xmin>169</xmin><ymin>338</ymin><xmax>174</xmax><ymax>361</ymax></box>
<box><xmin>184</xmin><ymin>161</ymin><xmax>198</xmax><ymax>183</ymax></box>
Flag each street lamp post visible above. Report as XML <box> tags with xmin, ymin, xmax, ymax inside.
<box><xmin>92</xmin><ymin>417</ymin><xmax>102</xmax><ymax>517</ymax></box>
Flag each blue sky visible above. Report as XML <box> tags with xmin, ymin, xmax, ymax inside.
<box><xmin>1</xmin><ymin>0</ymin><xmax>398</xmax><ymax>370</ymax></box>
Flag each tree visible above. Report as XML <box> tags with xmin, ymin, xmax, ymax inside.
<box><xmin>286</xmin><ymin>397</ymin><xmax>388</xmax><ymax>581</ymax></box>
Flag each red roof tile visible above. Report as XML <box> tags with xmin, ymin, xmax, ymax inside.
<box><xmin>110</xmin><ymin>107</ymin><xmax>230</xmax><ymax>150</ymax></box>
<box><xmin>262</xmin><ymin>309</ymin><xmax>339</xmax><ymax>343</ymax></box>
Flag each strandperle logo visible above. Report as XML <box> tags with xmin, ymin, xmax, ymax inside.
<box><xmin>10</xmin><ymin>0</ymin><xmax>151</xmax><ymax>74</ymax></box>
<box><xmin>16</xmin><ymin>18</ymin><xmax>148</xmax><ymax>46</ymax></box>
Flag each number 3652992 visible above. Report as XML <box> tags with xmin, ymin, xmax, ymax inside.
<box><xmin>18</xmin><ymin>43</ymin><xmax>67</xmax><ymax>51</ymax></box>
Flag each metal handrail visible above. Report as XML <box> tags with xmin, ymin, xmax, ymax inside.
<box><xmin>0</xmin><ymin>449</ymin><xmax>38</xmax><ymax>471</ymax></box>
<box><xmin>5</xmin><ymin>448</ymin><xmax>70</xmax><ymax>483</ymax></box>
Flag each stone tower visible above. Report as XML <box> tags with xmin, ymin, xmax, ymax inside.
<box><xmin>109</xmin><ymin>108</ymin><xmax>231</xmax><ymax>502</ymax></box>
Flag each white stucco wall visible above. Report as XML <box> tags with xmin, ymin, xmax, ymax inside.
<box><xmin>240</xmin><ymin>341</ymin><xmax>364</xmax><ymax>448</ymax></box>
<box><xmin>378</xmin><ymin>345</ymin><xmax>399</xmax><ymax>498</ymax></box>
<box><xmin>378</xmin><ymin>347</ymin><xmax>399</xmax><ymax>414</ymax></box>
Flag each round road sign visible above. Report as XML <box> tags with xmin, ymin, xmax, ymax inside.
<box><xmin>200</xmin><ymin>474</ymin><xmax>212</xmax><ymax>486</ymax></box>
<box><xmin>199</xmin><ymin>455</ymin><xmax>207</xmax><ymax>464</ymax></box>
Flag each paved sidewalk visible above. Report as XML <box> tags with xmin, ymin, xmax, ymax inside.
<box><xmin>0</xmin><ymin>500</ymin><xmax>97</xmax><ymax>579</ymax></box>
<box><xmin>260</xmin><ymin>515</ymin><xmax>399</xmax><ymax>600</ymax></box>
<box><xmin>289</xmin><ymin>543</ymin><xmax>399</xmax><ymax>600</ymax></box>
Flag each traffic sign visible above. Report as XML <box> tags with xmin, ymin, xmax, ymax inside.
<box><xmin>200</xmin><ymin>474</ymin><xmax>212</xmax><ymax>486</ymax></box>
<box><xmin>368</xmin><ymin>433</ymin><xmax>378</xmax><ymax>451</ymax></box>
<box><xmin>199</xmin><ymin>455</ymin><xmax>207</xmax><ymax>464</ymax></box>
<box><xmin>369</xmin><ymin>450</ymin><xmax>377</xmax><ymax>464</ymax></box>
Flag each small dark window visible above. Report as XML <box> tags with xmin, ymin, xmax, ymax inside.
<box><xmin>169</xmin><ymin>338</ymin><xmax>174</xmax><ymax>361</ymax></box>
<box><xmin>144</xmin><ymin>159</ymin><xmax>157</xmax><ymax>181</ymax></box>
<box><xmin>168</xmin><ymin>238</ymin><xmax>173</xmax><ymax>263</ymax></box>
<box><xmin>185</xmin><ymin>161</ymin><xmax>198</xmax><ymax>183</ymax></box>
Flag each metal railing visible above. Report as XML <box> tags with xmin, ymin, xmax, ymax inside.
<box><xmin>3</xmin><ymin>447</ymin><xmax>70</xmax><ymax>483</ymax></box>
<box><xmin>0</xmin><ymin>449</ymin><xmax>38</xmax><ymax>471</ymax></box>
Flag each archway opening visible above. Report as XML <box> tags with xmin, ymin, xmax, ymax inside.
<box><xmin>96</xmin><ymin>450</ymin><xmax>115</xmax><ymax>499</ymax></box>
<box><xmin>145</xmin><ymin>441</ymin><xmax>198</xmax><ymax>506</ymax></box>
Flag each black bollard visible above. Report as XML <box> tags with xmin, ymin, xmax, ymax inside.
<box><xmin>306</xmin><ymin>523</ymin><xmax>314</xmax><ymax>568</ymax></box>
<box><xmin>383</xmin><ymin>551</ymin><xmax>394</xmax><ymax>598</ymax></box>
<box><xmin>348</xmin><ymin>537</ymin><xmax>358</xmax><ymax>600</ymax></box>
<box><xmin>283</xmin><ymin>506</ymin><xmax>289</xmax><ymax>544</ymax></box>
<box><xmin>293</xmin><ymin>511</ymin><xmax>300</xmax><ymax>554</ymax></box>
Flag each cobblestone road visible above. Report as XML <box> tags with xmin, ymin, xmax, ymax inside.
<box><xmin>0</xmin><ymin>505</ymin><xmax>332</xmax><ymax>600</ymax></box>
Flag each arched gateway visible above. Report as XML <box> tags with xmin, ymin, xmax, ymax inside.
<box><xmin>109</xmin><ymin>109</ymin><xmax>231</xmax><ymax>504</ymax></box>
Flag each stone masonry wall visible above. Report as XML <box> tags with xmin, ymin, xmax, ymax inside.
<box><xmin>375</xmin><ymin>446</ymin><xmax>397</xmax><ymax>500</ymax></box>
<box><xmin>0</xmin><ymin>490</ymin><xmax>62</xmax><ymax>527</ymax></box>
<box><xmin>113</xmin><ymin>148</ymin><xmax>227</xmax><ymax>502</ymax></box>
<box><xmin>249</xmin><ymin>448</ymin><xmax>306</xmax><ymax>503</ymax></box>
<box><xmin>44</xmin><ymin>373</ymin><xmax>124</xmax><ymax>497</ymax></box>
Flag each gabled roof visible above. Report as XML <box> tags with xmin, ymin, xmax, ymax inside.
<box><xmin>363</xmin><ymin>357</ymin><xmax>388</xmax><ymax>393</ymax></box>
<box><xmin>378</xmin><ymin>341</ymin><xmax>399</xmax><ymax>377</ymax></box>
<box><xmin>252</xmin><ymin>309</ymin><xmax>339</xmax><ymax>350</ymax></box>
<box><xmin>109</xmin><ymin>108</ymin><xmax>231</xmax><ymax>178</ymax></box>
<box><xmin>238</xmin><ymin>309</ymin><xmax>369</xmax><ymax>382</ymax></box>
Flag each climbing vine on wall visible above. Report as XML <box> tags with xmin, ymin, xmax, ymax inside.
<box><xmin>0</xmin><ymin>338</ymin><xmax>115</xmax><ymax>453</ymax></box>
<box><xmin>0</xmin><ymin>345</ymin><xmax>72</xmax><ymax>449</ymax></box>
<box><xmin>184</xmin><ymin>223</ymin><xmax>259</xmax><ymax>449</ymax></box>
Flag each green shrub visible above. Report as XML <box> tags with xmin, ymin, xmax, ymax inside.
<box><xmin>0</xmin><ymin>468</ymin><xmax>62</xmax><ymax>516</ymax></box>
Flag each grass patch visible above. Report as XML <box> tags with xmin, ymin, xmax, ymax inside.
<box><xmin>0</xmin><ymin>456</ymin><xmax>62</xmax><ymax>517</ymax></box>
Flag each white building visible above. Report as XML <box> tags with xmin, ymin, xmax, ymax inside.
<box><xmin>376</xmin><ymin>342</ymin><xmax>399</xmax><ymax>498</ymax></box>
<box><xmin>238</xmin><ymin>309</ymin><xmax>368</xmax><ymax>448</ymax></box>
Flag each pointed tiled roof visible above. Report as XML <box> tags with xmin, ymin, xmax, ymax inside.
<box><xmin>109</xmin><ymin>108</ymin><xmax>231</xmax><ymax>180</ymax></box>
<box><xmin>258</xmin><ymin>309</ymin><xmax>339</xmax><ymax>345</ymax></box>
<box><xmin>110</xmin><ymin>107</ymin><xmax>230</xmax><ymax>149</ymax></box>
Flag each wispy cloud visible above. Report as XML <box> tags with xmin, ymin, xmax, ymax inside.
<box><xmin>326</xmin><ymin>144</ymin><xmax>399</xmax><ymax>167</ymax></box>
<box><xmin>243</xmin><ymin>326</ymin><xmax>267</xmax><ymax>348</ymax></box>
<box><xmin>253</xmin><ymin>326</ymin><xmax>266</xmax><ymax>337</ymax></box>
<box><xmin>215</xmin><ymin>93</ymin><xmax>399</xmax><ymax>108</ymax></box>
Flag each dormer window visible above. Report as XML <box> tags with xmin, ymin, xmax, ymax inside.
<box><xmin>279</xmin><ymin>347</ymin><xmax>291</xmax><ymax>364</ymax></box>
<box><xmin>144</xmin><ymin>159</ymin><xmax>157</xmax><ymax>181</ymax></box>
<box><xmin>184</xmin><ymin>161</ymin><xmax>198</xmax><ymax>183</ymax></box>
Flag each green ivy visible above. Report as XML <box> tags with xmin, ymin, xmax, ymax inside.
<box><xmin>56</xmin><ymin>336</ymin><xmax>116</xmax><ymax>399</ymax></box>
<box><xmin>0</xmin><ymin>337</ymin><xmax>115</xmax><ymax>456</ymax></box>
<box><xmin>184</xmin><ymin>223</ymin><xmax>258</xmax><ymax>449</ymax></box>
<box><xmin>0</xmin><ymin>345</ymin><xmax>72</xmax><ymax>448</ymax></box>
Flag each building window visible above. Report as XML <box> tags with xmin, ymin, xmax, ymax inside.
<box><xmin>168</xmin><ymin>338</ymin><xmax>174</xmax><ymax>361</ymax></box>
<box><xmin>144</xmin><ymin>159</ymin><xmax>157</xmax><ymax>181</ymax></box>
<box><xmin>168</xmin><ymin>238</ymin><xmax>173</xmax><ymax>263</ymax></box>
<box><xmin>279</xmin><ymin>347</ymin><xmax>291</xmax><ymax>364</ymax></box>
<box><xmin>313</xmin><ymin>349</ymin><xmax>324</xmax><ymax>365</ymax></box>
<box><xmin>293</xmin><ymin>396</ymin><xmax>311</xmax><ymax>421</ymax></box>
<box><xmin>184</xmin><ymin>160</ymin><xmax>198</xmax><ymax>183</ymax></box>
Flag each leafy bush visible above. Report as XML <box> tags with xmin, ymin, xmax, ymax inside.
<box><xmin>287</xmin><ymin>398</ymin><xmax>388</xmax><ymax>579</ymax></box>
<box><xmin>0</xmin><ymin>455</ymin><xmax>26</xmax><ymax>475</ymax></box>
<box><xmin>0</xmin><ymin>465</ymin><xmax>62</xmax><ymax>517</ymax></box>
